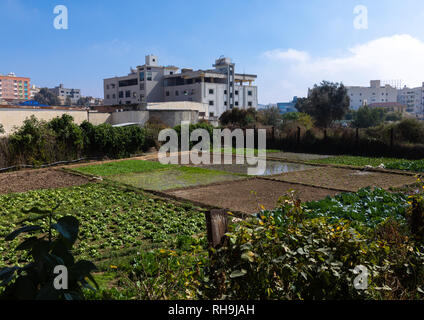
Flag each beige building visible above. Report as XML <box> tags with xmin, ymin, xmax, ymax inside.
<box><xmin>104</xmin><ymin>55</ymin><xmax>258</xmax><ymax>119</ymax></box>
<box><xmin>346</xmin><ymin>80</ymin><xmax>398</xmax><ymax>110</ymax></box>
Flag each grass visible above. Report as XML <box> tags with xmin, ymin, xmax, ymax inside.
<box><xmin>310</xmin><ymin>155</ymin><xmax>424</xmax><ymax>173</ymax></box>
<box><xmin>73</xmin><ymin>159</ymin><xmax>248</xmax><ymax>191</ymax></box>
<box><xmin>108</xmin><ymin>166</ymin><xmax>246</xmax><ymax>191</ymax></box>
<box><xmin>74</xmin><ymin>159</ymin><xmax>170</xmax><ymax>176</ymax></box>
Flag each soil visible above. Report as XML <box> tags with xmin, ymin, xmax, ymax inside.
<box><xmin>271</xmin><ymin>167</ymin><xmax>417</xmax><ymax>192</ymax></box>
<box><xmin>0</xmin><ymin>169</ymin><xmax>92</xmax><ymax>195</ymax></box>
<box><xmin>166</xmin><ymin>178</ymin><xmax>340</xmax><ymax>214</ymax></box>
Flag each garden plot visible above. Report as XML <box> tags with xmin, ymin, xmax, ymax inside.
<box><xmin>73</xmin><ymin>159</ymin><xmax>247</xmax><ymax>191</ymax></box>
<box><xmin>0</xmin><ymin>169</ymin><xmax>91</xmax><ymax>195</ymax></box>
<box><xmin>167</xmin><ymin>178</ymin><xmax>340</xmax><ymax>214</ymax></box>
<box><xmin>271</xmin><ymin>167</ymin><xmax>417</xmax><ymax>192</ymax></box>
<box><xmin>193</xmin><ymin>160</ymin><xmax>316</xmax><ymax>176</ymax></box>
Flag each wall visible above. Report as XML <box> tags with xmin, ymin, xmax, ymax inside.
<box><xmin>0</xmin><ymin>108</ymin><xmax>111</xmax><ymax>135</ymax></box>
<box><xmin>110</xmin><ymin>111</ymin><xmax>150</xmax><ymax>126</ymax></box>
<box><xmin>0</xmin><ymin>107</ymin><xmax>200</xmax><ymax>136</ymax></box>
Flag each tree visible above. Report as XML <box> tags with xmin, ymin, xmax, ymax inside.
<box><xmin>34</xmin><ymin>88</ymin><xmax>61</xmax><ymax>106</ymax></box>
<box><xmin>257</xmin><ymin>107</ymin><xmax>282</xmax><ymax>127</ymax></box>
<box><xmin>282</xmin><ymin>112</ymin><xmax>314</xmax><ymax>130</ymax></box>
<box><xmin>0</xmin><ymin>123</ymin><xmax>4</xmax><ymax>134</ymax></box>
<box><xmin>296</xmin><ymin>81</ymin><xmax>350</xmax><ymax>128</ymax></box>
<box><xmin>219</xmin><ymin>108</ymin><xmax>257</xmax><ymax>127</ymax></box>
<box><xmin>352</xmin><ymin>105</ymin><xmax>386</xmax><ymax>128</ymax></box>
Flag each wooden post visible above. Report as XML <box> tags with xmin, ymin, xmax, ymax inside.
<box><xmin>356</xmin><ymin>128</ymin><xmax>359</xmax><ymax>146</ymax></box>
<box><xmin>297</xmin><ymin>126</ymin><xmax>301</xmax><ymax>144</ymax></box>
<box><xmin>390</xmin><ymin>128</ymin><xmax>394</xmax><ymax>148</ymax></box>
<box><xmin>205</xmin><ymin>209</ymin><xmax>229</xmax><ymax>248</ymax></box>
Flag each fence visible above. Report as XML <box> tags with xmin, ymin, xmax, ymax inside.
<box><xmin>222</xmin><ymin>125</ymin><xmax>424</xmax><ymax>160</ymax></box>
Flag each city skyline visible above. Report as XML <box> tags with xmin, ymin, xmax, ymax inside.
<box><xmin>2</xmin><ymin>0</ymin><xmax>424</xmax><ymax>104</ymax></box>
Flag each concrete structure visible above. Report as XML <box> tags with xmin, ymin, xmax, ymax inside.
<box><xmin>104</xmin><ymin>55</ymin><xmax>258</xmax><ymax>119</ymax></box>
<box><xmin>0</xmin><ymin>73</ymin><xmax>31</xmax><ymax>102</ymax></box>
<box><xmin>397</xmin><ymin>83</ymin><xmax>424</xmax><ymax>114</ymax></box>
<box><xmin>346</xmin><ymin>80</ymin><xmax>398</xmax><ymax>110</ymax></box>
<box><xmin>49</xmin><ymin>84</ymin><xmax>81</xmax><ymax>105</ymax></box>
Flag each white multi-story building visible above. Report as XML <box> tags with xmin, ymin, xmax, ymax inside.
<box><xmin>397</xmin><ymin>83</ymin><xmax>424</xmax><ymax>114</ymax></box>
<box><xmin>346</xmin><ymin>80</ymin><xmax>398</xmax><ymax>110</ymax></box>
<box><xmin>103</xmin><ymin>55</ymin><xmax>258</xmax><ymax>118</ymax></box>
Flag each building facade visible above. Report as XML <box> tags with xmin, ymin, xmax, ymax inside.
<box><xmin>277</xmin><ymin>97</ymin><xmax>298</xmax><ymax>114</ymax></box>
<box><xmin>49</xmin><ymin>84</ymin><xmax>81</xmax><ymax>105</ymax></box>
<box><xmin>346</xmin><ymin>80</ymin><xmax>398</xmax><ymax>110</ymax></box>
<box><xmin>103</xmin><ymin>55</ymin><xmax>258</xmax><ymax>118</ymax></box>
<box><xmin>397</xmin><ymin>83</ymin><xmax>424</xmax><ymax>114</ymax></box>
<box><xmin>0</xmin><ymin>73</ymin><xmax>31</xmax><ymax>102</ymax></box>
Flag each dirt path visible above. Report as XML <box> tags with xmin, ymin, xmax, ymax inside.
<box><xmin>0</xmin><ymin>168</ymin><xmax>92</xmax><ymax>195</ymax></box>
<box><xmin>167</xmin><ymin>178</ymin><xmax>340</xmax><ymax>214</ymax></box>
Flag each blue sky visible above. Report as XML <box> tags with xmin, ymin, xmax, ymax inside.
<box><xmin>1</xmin><ymin>0</ymin><xmax>424</xmax><ymax>103</ymax></box>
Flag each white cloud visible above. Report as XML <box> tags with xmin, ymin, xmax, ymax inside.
<box><xmin>259</xmin><ymin>34</ymin><xmax>424</xmax><ymax>103</ymax></box>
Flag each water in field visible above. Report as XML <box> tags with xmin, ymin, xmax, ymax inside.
<box><xmin>195</xmin><ymin>160</ymin><xmax>315</xmax><ymax>176</ymax></box>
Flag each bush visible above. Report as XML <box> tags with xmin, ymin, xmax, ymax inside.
<box><xmin>395</xmin><ymin>119</ymin><xmax>424</xmax><ymax>144</ymax></box>
<box><xmin>202</xmin><ymin>193</ymin><xmax>424</xmax><ymax>300</ymax></box>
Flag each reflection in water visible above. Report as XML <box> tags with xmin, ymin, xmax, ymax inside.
<box><xmin>195</xmin><ymin>161</ymin><xmax>314</xmax><ymax>176</ymax></box>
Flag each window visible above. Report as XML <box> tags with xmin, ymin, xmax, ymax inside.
<box><xmin>111</xmin><ymin>84</ymin><xmax>116</xmax><ymax>89</ymax></box>
<box><xmin>224</xmin><ymin>90</ymin><xmax>227</xmax><ymax>95</ymax></box>
<box><xmin>175</xmin><ymin>91</ymin><xmax>179</xmax><ymax>96</ymax></box>
<box><xmin>119</xmin><ymin>79</ymin><xmax>138</xmax><ymax>87</ymax></box>
<box><xmin>184</xmin><ymin>90</ymin><xmax>189</xmax><ymax>96</ymax></box>
<box><xmin>209</xmin><ymin>89</ymin><xmax>214</xmax><ymax>94</ymax></box>
<box><xmin>248</xmin><ymin>91</ymin><xmax>253</xmax><ymax>96</ymax></box>
<box><xmin>235</xmin><ymin>90</ymin><xmax>239</xmax><ymax>95</ymax></box>
<box><xmin>166</xmin><ymin>91</ymin><xmax>170</xmax><ymax>97</ymax></box>
<box><xmin>106</xmin><ymin>94</ymin><xmax>110</xmax><ymax>99</ymax></box>
<box><xmin>119</xmin><ymin>91</ymin><xmax>124</xmax><ymax>98</ymax></box>
<box><xmin>224</xmin><ymin>101</ymin><xmax>227</xmax><ymax>106</ymax></box>
<box><xmin>106</xmin><ymin>85</ymin><xmax>110</xmax><ymax>90</ymax></box>
<box><xmin>248</xmin><ymin>102</ymin><xmax>253</xmax><ymax>107</ymax></box>
<box><xmin>139</xmin><ymin>72</ymin><xmax>145</xmax><ymax>81</ymax></box>
<box><xmin>147</xmin><ymin>72</ymin><xmax>153</xmax><ymax>81</ymax></box>
<box><xmin>170</xmin><ymin>71</ymin><xmax>174</xmax><ymax>75</ymax></box>
<box><xmin>209</xmin><ymin>100</ymin><xmax>214</xmax><ymax>106</ymax></box>
<box><xmin>209</xmin><ymin>112</ymin><xmax>214</xmax><ymax>117</ymax></box>
<box><xmin>112</xmin><ymin>94</ymin><xmax>116</xmax><ymax>99</ymax></box>
<box><xmin>235</xmin><ymin>101</ymin><xmax>239</xmax><ymax>106</ymax></box>
<box><xmin>125</xmin><ymin>90</ymin><xmax>131</xmax><ymax>98</ymax></box>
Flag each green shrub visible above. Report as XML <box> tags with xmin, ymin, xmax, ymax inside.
<box><xmin>395</xmin><ymin>119</ymin><xmax>424</xmax><ymax>144</ymax></box>
<box><xmin>202</xmin><ymin>194</ymin><xmax>424</xmax><ymax>300</ymax></box>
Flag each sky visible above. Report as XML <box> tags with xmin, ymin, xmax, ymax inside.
<box><xmin>1</xmin><ymin>0</ymin><xmax>424</xmax><ymax>104</ymax></box>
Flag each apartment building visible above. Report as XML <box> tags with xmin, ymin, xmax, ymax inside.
<box><xmin>397</xmin><ymin>83</ymin><xmax>424</xmax><ymax>114</ymax></box>
<box><xmin>103</xmin><ymin>55</ymin><xmax>258</xmax><ymax>118</ymax></box>
<box><xmin>0</xmin><ymin>73</ymin><xmax>31</xmax><ymax>101</ymax></box>
<box><xmin>346</xmin><ymin>80</ymin><xmax>398</xmax><ymax>110</ymax></box>
<box><xmin>49</xmin><ymin>84</ymin><xmax>81</xmax><ymax>105</ymax></box>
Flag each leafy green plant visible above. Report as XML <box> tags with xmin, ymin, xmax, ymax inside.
<box><xmin>202</xmin><ymin>192</ymin><xmax>424</xmax><ymax>300</ymax></box>
<box><xmin>0</xmin><ymin>204</ymin><xmax>98</xmax><ymax>300</ymax></box>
